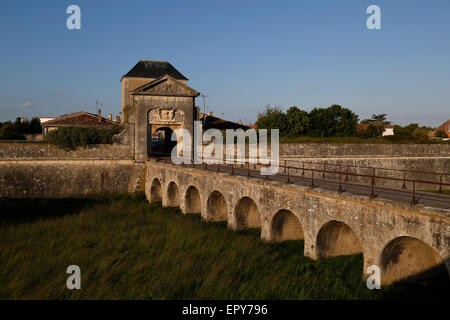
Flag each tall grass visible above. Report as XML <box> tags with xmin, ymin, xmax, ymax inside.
<box><xmin>0</xmin><ymin>193</ymin><xmax>447</xmax><ymax>299</ymax></box>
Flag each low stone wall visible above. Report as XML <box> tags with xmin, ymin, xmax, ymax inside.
<box><xmin>0</xmin><ymin>143</ymin><xmax>133</xmax><ymax>160</ymax></box>
<box><xmin>208</xmin><ymin>142</ymin><xmax>450</xmax><ymax>159</ymax></box>
<box><xmin>3</xmin><ymin>142</ymin><xmax>446</xmax><ymax>160</ymax></box>
<box><xmin>279</xmin><ymin>143</ymin><xmax>450</xmax><ymax>158</ymax></box>
<box><xmin>282</xmin><ymin>157</ymin><xmax>450</xmax><ymax>191</ymax></box>
<box><xmin>0</xmin><ymin>160</ymin><xmax>133</xmax><ymax>198</ymax></box>
<box><xmin>218</xmin><ymin>143</ymin><xmax>450</xmax><ymax>190</ymax></box>
<box><xmin>0</xmin><ymin>142</ymin><xmax>448</xmax><ymax>197</ymax></box>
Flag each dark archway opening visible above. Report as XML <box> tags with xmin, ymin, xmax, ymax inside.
<box><xmin>316</xmin><ymin>220</ymin><xmax>362</xmax><ymax>258</ymax></box>
<box><xmin>167</xmin><ymin>182</ymin><xmax>180</xmax><ymax>207</ymax></box>
<box><xmin>149</xmin><ymin>127</ymin><xmax>177</xmax><ymax>157</ymax></box>
<box><xmin>271</xmin><ymin>210</ymin><xmax>304</xmax><ymax>242</ymax></box>
<box><xmin>150</xmin><ymin>178</ymin><xmax>162</xmax><ymax>202</ymax></box>
<box><xmin>234</xmin><ymin>197</ymin><xmax>261</xmax><ymax>230</ymax></box>
<box><xmin>381</xmin><ymin>236</ymin><xmax>449</xmax><ymax>285</ymax></box>
<box><xmin>185</xmin><ymin>186</ymin><xmax>201</xmax><ymax>214</ymax></box>
<box><xmin>207</xmin><ymin>191</ymin><xmax>227</xmax><ymax>221</ymax></box>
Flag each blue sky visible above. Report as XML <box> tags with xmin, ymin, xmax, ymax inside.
<box><xmin>0</xmin><ymin>0</ymin><xmax>449</xmax><ymax>126</ymax></box>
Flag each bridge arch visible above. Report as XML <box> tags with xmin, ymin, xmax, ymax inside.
<box><xmin>184</xmin><ymin>185</ymin><xmax>202</xmax><ymax>214</ymax></box>
<box><xmin>380</xmin><ymin>236</ymin><xmax>449</xmax><ymax>285</ymax></box>
<box><xmin>150</xmin><ymin>178</ymin><xmax>162</xmax><ymax>202</ymax></box>
<box><xmin>316</xmin><ymin>220</ymin><xmax>363</xmax><ymax>258</ymax></box>
<box><xmin>234</xmin><ymin>196</ymin><xmax>261</xmax><ymax>230</ymax></box>
<box><xmin>166</xmin><ymin>181</ymin><xmax>180</xmax><ymax>207</ymax></box>
<box><xmin>206</xmin><ymin>190</ymin><xmax>228</xmax><ymax>221</ymax></box>
<box><xmin>270</xmin><ymin>209</ymin><xmax>304</xmax><ymax>242</ymax></box>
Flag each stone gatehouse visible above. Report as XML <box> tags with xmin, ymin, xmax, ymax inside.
<box><xmin>114</xmin><ymin>60</ymin><xmax>200</xmax><ymax>161</ymax></box>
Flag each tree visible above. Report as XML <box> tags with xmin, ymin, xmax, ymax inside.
<box><xmin>366</xmin><ymin>124</ymin><xmax>384</xmax><ymax>138</ymax></box>
<box><xmin>0</xmin><ymin>122</ymin><xmax>25</xmax><ymax>140</ymax></box>
<box><xmin>394</xmin><ymin>123</ymin><xmax>419</xmax><ymax>136</ymax></box>
<box><xmin>371</xmin><ymin>113</ymin><xmax>390</xmax><ymax>125</ymax></box>
<box><xmin>412</xmin><ymin>127</ymin><xmax>430</xmax><ymax>140</ymax></box>
<box><xmin>361</xmin><ymin>114</ymin><xmax>390</xmax><ymax>125</ymax></box>
<box><xmin>255</xmin><ymin>105</ymin><xmax>287</xmax><ymax>134</ymax></box>
<box><xmin>286</xmin><ymin>106</ymin><xmax>309</xmax><ymax>136</ymax></box>
<box><xmin>28</xmin><ymin>118</ymin><xmax>43</xmax><ymax>134</ymax></box>
<box><xmin>309</xmin><ymin>105</ymin><xmax>358</xmax><ymax>137</ymax></box>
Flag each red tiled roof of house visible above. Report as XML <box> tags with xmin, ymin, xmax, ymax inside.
<box><xmin>42</xmin><ymin>111</ymin><xmax>116</xmax><ymax>128</ymax></box>
<box><xmin>356</xmin><ymin>123</ymin><xmax>393</xmax><ymax>131</ymax></box>
<box><xmin>432</xmin><ymin>119</ymin><xmax>450</xmax><ymax>137</ymax></box>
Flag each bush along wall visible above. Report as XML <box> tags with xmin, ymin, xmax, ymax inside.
<box><xmin>44</xmin><ymin>125</ymin><xmax>122</xmax><ymax>150</ymax></box>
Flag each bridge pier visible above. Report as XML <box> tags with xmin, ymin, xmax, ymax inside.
<box><xmin>303</xmin><ymin>238</ymin><xmax>319</xmax><ymax>260</ymax></box>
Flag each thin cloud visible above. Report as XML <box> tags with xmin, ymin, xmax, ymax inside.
<box><xmin>19</xmin><ymin>102</ymin><xmax>34</xmax><ymax>108</ymax></box>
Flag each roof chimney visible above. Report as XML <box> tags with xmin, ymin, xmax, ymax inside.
<box><xmin>114</xmin><ymin>115</ymin><xmax>121</xmax><ymax>123</ymax></box>
<box><xmin>209</xmin><ymin>111</ymin><xmax>213</xmax><ymax>116</ymax></box>
<box><xmin>108</xmin><ymin>113</ymin><xmax>112</xmax><ymax>121</ymax></box>
<box><xmin>98</xmin><ymin>109</ymin><xmax>101</xmax><ymax>121</ymax></box>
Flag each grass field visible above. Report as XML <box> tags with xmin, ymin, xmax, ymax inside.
<box><xmin>0</xmin><ymin>192</ymin><xmax>448</xmax><ymax>300</ymax></box>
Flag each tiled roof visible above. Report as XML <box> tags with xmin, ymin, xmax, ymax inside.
<box><xmin>202</xmin><ymin>113</ymin><xmax>252</xmax><ymax>131</ymax></box>
<box><xmin>42</xmin><ymin>111</ymin><xmax>116</xmax><ymax>127</ymax></box>
<box><xmin>432</xmin><ymin>119</ymin><xmax>450</xmax><ymax>137</ymax></box>
<box><xmin>122</xmin><ymin>60</ymin><xmax>188</xmax><ymax>81</ymax></box>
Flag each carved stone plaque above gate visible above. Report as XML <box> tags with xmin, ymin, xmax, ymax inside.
<box><xmin>149</xmin><ymin>108</ymin><xmax>185</xmax><ymax>124</ymax></box>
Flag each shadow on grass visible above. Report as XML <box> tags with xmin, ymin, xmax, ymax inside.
<box><xmin>379</xmin><ymin>265</ymin><xmax>450</xmax><ymax>300</ymax></box>
<box><xmin>0</xmin><ymin>191</ymin><xmax>146</xmax><ymax>226</ymax></box>
<box><xmin>235</xmin><ymin>227</ymin><xmax>261</xmax><ymax>239</ymax></box>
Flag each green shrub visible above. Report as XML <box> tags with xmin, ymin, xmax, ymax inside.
<box><xmin>45</xmin><ymin>125</ymin><xmax>122</xmax><ymax>150</ymax></box>
<box><xmin>0</xmin><ymin>117</ymin><xmax>43</xmax><ymax>140</ymax></box>
<box><xmin>0</xmin><ymin>122</ymin><xmax>25</xmax><ymax>140</ymax></box>
<box><xmin>16</xmin><ymin>117</ymin><xmax>42</xmax><ymax>134</ymax></box>
<box><xmin>412</xmin><ymin>127</ymin><xmax>430</xmax><ymax>140</ymax></box>
<box><xmin>435</xmin><ymin>130</ymin><xmax>448</xmax><ymax>138</ymax></box>
<box><xmin>356</xmin><ymin>124</ymin><xmax>384</xmax><ymax>139</ymax></box>
<box><xmin>394</xmin><ymin>124</ymin><xmax>419</xmax><ymax>136</ymax></box>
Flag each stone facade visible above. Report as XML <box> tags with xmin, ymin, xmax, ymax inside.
<box><xmin>0</xmin><ymin>143</ymin><xmax>133</xmax><ymax>160</ymax></box>
<box><xmin>0</xmin><ymin>143</ymin><xmax>136</xmax><ymax>198</ymax></box>
<box><xmin>278</xmin><ymin>143</ymin><xmax>450</xmax><ymax>158</ymax></box>
<box><xmin>0</xmin><ymin>160</ymin><xmax>133</xmax><ymax>198</ymax></box>
<box><xmin>131</xmin><ymin>81</ymin><xmax>199</xmax><ymax>161</ymax></box>
<box><xmin>117</xmin><ymin>60</ymin><xmax>200</xmax><ymax>161</ymax></box>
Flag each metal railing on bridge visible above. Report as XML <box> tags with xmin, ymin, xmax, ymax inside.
<box><xmin>147</xmin><ymin>151</ymin><xmax>450</xmax><ymax>206</ymax></box>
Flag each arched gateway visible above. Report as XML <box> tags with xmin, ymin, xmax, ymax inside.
<box><xmin>114</xmin><ymin>60</ymin><xmax>200</xmax><ymax>161</ymax></box>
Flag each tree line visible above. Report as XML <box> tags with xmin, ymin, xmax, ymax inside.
<box><xmin>255</xmin><ymin>105</ymin><xmax>445</xmax><ymax>140</ymax></box>
<box><xmin>256</xmin><ymin>105</ymin><xmax>359</xmax><ymax>138</ymax></box>
<box><xmin>0</xmin><ymin>117</ymin><xmax>42</xmax><ymax>140</ymax></box>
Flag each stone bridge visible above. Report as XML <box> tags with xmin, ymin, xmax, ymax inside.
<box><xmin>145</xmin><ymin>160</ymin><xmax>450</xmax><ymax>285</ymax></box>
